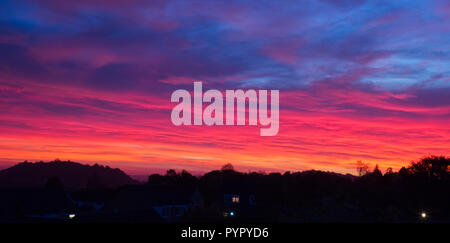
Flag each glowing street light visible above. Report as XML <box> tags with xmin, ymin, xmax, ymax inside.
<box><xmin>421</xmin><ymin>212</ymin><xmax>427</xmax><ymax>219</ymax></box>
<box><xmin>68</xmin><ymin>214</ymin><xmax>76</xmax><ymax>219</ymax></box>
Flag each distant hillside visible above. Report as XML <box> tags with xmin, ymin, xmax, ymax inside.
<box><xmin>0</xmin><ymin>160</ymin><xmax>137</xmax><ymax>189</ymax></box>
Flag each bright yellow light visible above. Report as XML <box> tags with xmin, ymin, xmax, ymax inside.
<box><xmin>69</xmin><ymin>214</ymin><xmax>76</xmax><ymax>219</ymax></box>
<box><xmin>421</xmin><ymin>212</ymin><xmax>427</xmax><ymax>218</ymax></box>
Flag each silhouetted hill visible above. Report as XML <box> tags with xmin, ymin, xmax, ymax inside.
<box><xmin>0</xmin><ymin>160</ymin><xmax>137</xmax><ymax>189</ymax></box>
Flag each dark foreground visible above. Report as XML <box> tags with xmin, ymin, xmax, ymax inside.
<box><xmin>1</xmin><ymin>155</ymin><xmax>450</xmax><ymax>223</ymax></box>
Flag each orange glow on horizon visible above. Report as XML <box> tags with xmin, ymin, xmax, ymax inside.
<box><xmin>1</xmin><ymin>82</ymin><xmax>448</xmax><ymax>175</ymax></box>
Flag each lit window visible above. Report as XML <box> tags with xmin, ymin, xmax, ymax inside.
<box><xmin>232</xmin><ymin>195</ymin><xmax>240</xmax><ymax>203</ymax></box>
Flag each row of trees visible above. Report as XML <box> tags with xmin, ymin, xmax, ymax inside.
<box><xmin>151</xmin><ymin>155</ymin><xmax>450</xmax><ymax>184</ymax></box>
<box><xmin>356</xmin><ymin>155</ymin><xmax>450</xmax><ymax>179</ymax></box>
<box><xmin>146</xmin><ymin>155</ymin><xmax>450</xmax><ymax>222</ymax></box>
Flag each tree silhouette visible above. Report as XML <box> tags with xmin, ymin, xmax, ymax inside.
<box><xmin>408</xmin><ymin>155</ymin><xmax>450</xmax><ymax>180</ymax></box>
<box><xmin>166</xmin><ymin>169</ymin><xmax>177</xmax><ymax>177</ymax></box>
<box><xmin>148</xmin><ymin>174</ymin><xmax>165</xmax><ymax>184</ymax></box>
<box><xmin>372</xmin><ymin>164</ymin><xmax>382</xmax><ymax>177</ymax></box>
<box><xmin>385</xmin><ymin>167</ymin><xmax>393</xmax><ymax>175</ymax></box>
<box><xmin>356</xmin><ymin>160</ymin><xmax>369</xmax><ymax>176</ymax></box>
<box><xmin>221</xmin><ymin>163</ymin><xmax>234</xmax><ymax>171</ymax></box>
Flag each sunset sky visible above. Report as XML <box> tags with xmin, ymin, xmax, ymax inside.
<box><xmin>0</xmin><ymin>0</ymin><xmax>449</xmax><ymax>175</ymax></box>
